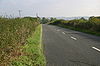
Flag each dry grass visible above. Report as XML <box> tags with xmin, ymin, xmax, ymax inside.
<box><xmin>0</xmin><ymin>17</ymin><xmax>39</xmax><ymax>65</ymax></box>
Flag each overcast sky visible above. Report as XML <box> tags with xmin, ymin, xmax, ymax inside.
<box><xmin>0</xmin><ymin>0</ymin><xmax>100</xmax><ymax>17</ymax></box>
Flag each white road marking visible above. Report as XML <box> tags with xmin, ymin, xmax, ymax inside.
<box><xmin>71</xmin><ymin>37</ymin><xmax>77</xmax><ymax>40</ymax></box>
<box><xmin>92</xmin><ymin>47</ymin><xmax>100</xmax><ymax>52</ymax></box>
<box><xmin>62</xmin><ymin>32</ymin><xmax>65</xmax><ymax>34</ymax></box>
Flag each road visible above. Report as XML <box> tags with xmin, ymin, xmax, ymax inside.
<box><xmin>42</xmin><ymin>24</ymin><xmax>100</xmax><ymax>66</ymax></box>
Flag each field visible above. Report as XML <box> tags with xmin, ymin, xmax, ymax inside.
<box><xmin>0</xmin><ymin>17</ymin><xmax>45</xmax><ymax>66</ymax></box>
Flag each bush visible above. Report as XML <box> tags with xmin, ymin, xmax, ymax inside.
<box><xmin>50</xmin><ymin>17</ymin><xmax>100</xmax><ymax>35</ymax></box>
<box><xmin>0</xmin><ymin>17</ymin><xmax>39</xmax><ymax>65</ymax></box>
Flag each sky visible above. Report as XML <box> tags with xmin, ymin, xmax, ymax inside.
<box><xmin>0</xmin><ymin>0</ymin><xmax>100</xmax><ymax>17</ymax></box>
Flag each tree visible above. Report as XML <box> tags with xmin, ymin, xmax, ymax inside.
<box><xmin>41</xmin><ymin>17</ymin><xmax>50</xmax><ymax>24</ymax></box>
<box><xmin>50</xmin><ymin>17</ymin><xmax>56</xmax><ymax>22</ymax></box>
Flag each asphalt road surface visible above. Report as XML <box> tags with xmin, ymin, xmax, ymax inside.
<box><xmin>42</xmin><ymin>24</ymin><xmax>100</xmax><ymax>66</ymax></box>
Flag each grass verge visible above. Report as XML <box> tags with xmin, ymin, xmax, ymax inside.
<box><xmin>11</xmin><ymin>25</ymin><xmax>46</xmax><ymax>66</ymax></box>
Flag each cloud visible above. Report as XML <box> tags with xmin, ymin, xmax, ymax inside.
<box><xmin>0</xmin><ymin>0</ymin><xmax>100</xmax><ymax>17</ymax></box>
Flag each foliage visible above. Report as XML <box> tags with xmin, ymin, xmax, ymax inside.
<box><xmin>41</xmin><ymin>17</ymin><xmax>50</xmax><ymax>24</ymax></box>
<box><xmin>49</xmin><ymin>17</ymin><xmax>100</xmax><ymax>36</ymax></box>
<box><xmin>0</xmin><ymin>17</ymin><xmax>40</xmax><ymax>65</ymax></box>
<box><xmin>11</xmin><ymin>25</ymin><xmax>46</xmax><ymax>66</ymax></box>
<box><xmin>50</xmin><ymin>17</ymin><xmax>57</xmax><ymax>22</ymax></box>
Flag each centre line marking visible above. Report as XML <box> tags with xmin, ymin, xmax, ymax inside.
<box><xmin>92</xmin><ymin>47</ymin><xmax>100</xmax><ymax>52</ymax></box>
<box><xmin>71</xmin><ymin>37</ymin><xmax>77</xmax><ymax>40</ymax></box>
<box><xmin>62</xmin><ymin>32</ymin><xmax>65</xmax><ymax>34</ymax></box>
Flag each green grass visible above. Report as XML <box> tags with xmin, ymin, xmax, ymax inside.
<box><xmin>0</xmin><ymin>17</ymin><xmax>46</xmax><ymax>66</ymax></box>
<box><xmin>0</xmin><ymin>17</ymin><xmax>40</xmax><ymax>65</ymax></box>
<box><xmin>11</xmin><ymin>25</ymin><xmax>46</xmax><ymax>66</ymax></box>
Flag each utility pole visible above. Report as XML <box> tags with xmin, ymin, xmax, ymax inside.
<box><xmin>4</xmin><ymin>12</ymin><xmax>8</xmax><ymax>18</ymax></box>
<box><xmin>36</xmin><ymin>13</ymin><xmax>40</xmax><ymax>23</ymax></box>
<box><xmin>12</xmin><ymin>13</ymin><xmax>15</xmax><ymax>18</ymax></box>
<box><xmin>18</xmin><ymin>10</ymin><xmax>22</xmax><ymax>18</ymax></box>
<box><xmin>33</xmin><ymin>9</ymin><xmax>34</xmax><ymax>17</ymax></box>
<box><xmin>36</xmin><ymin>13</ymin><xmax>39</xmax><ymax>18</ymax></box>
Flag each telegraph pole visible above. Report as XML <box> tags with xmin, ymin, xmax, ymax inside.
<box><xmin>18</xmin><ymin>10</ymin><xmax>22</xmax><ymax>18</ymax></box>
<box><xmin>4</xmin><ymin>12</ymin><xmax>8</xmax><ymax>18</ymax></box>
<box><xmin>36</xmin><ymin>13</ymin><xmax>39</xmax><ymax>18</ymax></box>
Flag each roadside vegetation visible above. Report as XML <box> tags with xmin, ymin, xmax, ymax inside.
<box><xmin>0</xmin><ymin>17</ymin><xmax>45</xmax><ymax>66</ymax></box>
<box><xmin>49</xmin><ymin>16</ymin><xmax>100</xmax><ymax>36</ymax></box>
<box><xmin>41</xmin><ymin>17</ymin><xmax>56</xmax><ymax>24</ymax></box>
